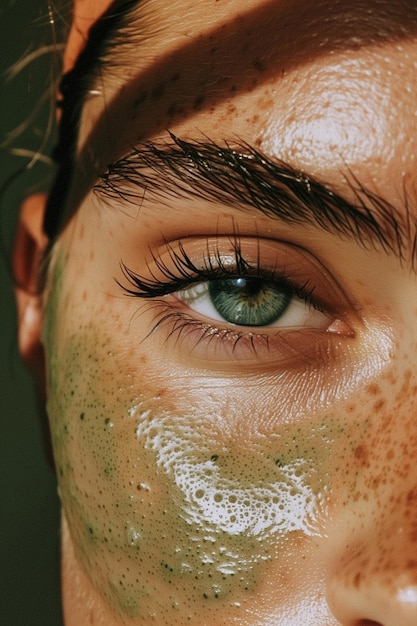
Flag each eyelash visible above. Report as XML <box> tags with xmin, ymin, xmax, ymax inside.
<box><xmin>115</xmin><ymin>238</ymin><xmax>344</xmax><ymax>364</ymax></box>
<box><xmin>118</xmin><ymin>240</ymin><xmax>321</xmax><ymax>309</ymax></box>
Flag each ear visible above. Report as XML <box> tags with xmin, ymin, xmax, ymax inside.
<box><xmin>13</xmin><ymin>193</ymin><xmax>49</xmax><ymax>376</ymax></box>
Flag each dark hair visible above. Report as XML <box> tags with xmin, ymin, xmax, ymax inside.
<box><xmin>43</xmin><ymin>0</ymin><xmax>140</xmax><ymax>239</ymax></box>
<box><xmin>44</xmin><ymin>0</ymin><xmax>417</xmax><ymax>241</ymax></box>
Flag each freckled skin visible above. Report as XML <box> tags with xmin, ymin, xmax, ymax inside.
<box><xmin>37</xmin><ymin>0</ymin><xmax>417</xmax><ymax>624</ymax></box>
<box><xmin>43</xmin><ymin>236</ymin><xmax>417</xmax><ymax>625</ymax></box>
<box><xmin>44</xmin><ymin>310</ymin><xmax>367</xmax><ymax>622</ymax></box>
<box><xmin>45</xmin><ymin>262</ymin><xmax>347</xmax><ymax>621</ymax></box>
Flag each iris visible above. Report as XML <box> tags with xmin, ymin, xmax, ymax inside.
<box><xmin>208</xmin><ymin>277</ymin><xmax>291</xmax><ymax>326</ymax></box>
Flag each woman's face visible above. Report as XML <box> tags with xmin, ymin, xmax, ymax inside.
<box><xmin>40</xmin><ymin>0</ymin><xmax>417</xmax><ymax>623</ymax></box>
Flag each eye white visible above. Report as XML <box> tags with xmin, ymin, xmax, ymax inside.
<box><xmin>175</xmin><ymin>281</ymin><xmax>330</xmax><ymax>329</ymax></box>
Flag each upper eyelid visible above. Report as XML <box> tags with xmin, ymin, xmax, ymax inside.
<box><xmin>116</xmin><ymin>236</ymin><xmax>356</xmax><ymax>319</ymax></box>
<box><xmin>118</xmin><ymin>236</ymin><xmax>294</xmax><ymax>297</ymax></box>
<box><xmin>118</xmin><ymin>237</ymin><xmax>254</xmax><ymax>297</ymax></box>
<box><xmin>118</xmin><ymin>256</ymin><xmax>276</xmax><ymax>298</ymax></box>
<box><xmin>94</xmin><ymin>134</ymin><xmax>413</xmax><ymax>268</ymax></box>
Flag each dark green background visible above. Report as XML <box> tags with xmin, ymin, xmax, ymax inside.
<box><xmin>1</xmin><ymin>2</ymin><xmax>63</xmax><ymax>624</ymax></box>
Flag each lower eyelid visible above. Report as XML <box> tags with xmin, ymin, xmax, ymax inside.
<box><xmin>140</xmin><ymin>299</ymin><xmax>349</xmax><ymax>370</ymax></box>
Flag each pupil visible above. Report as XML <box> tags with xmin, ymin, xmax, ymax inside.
<box><xmin>208</xmin><ymin>277</ymin><xmax>291</xmax><ymax>326</ymax></box>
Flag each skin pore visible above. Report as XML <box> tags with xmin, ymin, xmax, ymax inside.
<box><xmin>17</xmin><ymin>0</ymin><xmax>417</xmax><ymax>624</ymax></box>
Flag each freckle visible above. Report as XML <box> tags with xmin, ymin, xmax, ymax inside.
<box><xmin>371</xmin><ymin>476</ymin><xmax>382</xmax><ymax>489</ymax></box>
<box><xmin>227</xmin><ymin>104</ymin><xmax>236</xmax><ymax>114</ymax></box>
<box><xmin>397</xmin><ymin>368</ymin><xmax>413</xmax><ymax>397</ymax></box>
<box><xmin>354</xmin><ymin>445</ymin><xmax>369</xmax><ymax>467</ymax></box>
<box><xmin>257</xmin><ymin>97</ymin><xmax>273</xmax><ymax>111</ymax></box>
<box><xmin>365</xmin><ymin>383</ymin><xmax>381</xmax><ymax>396</ymax></box>
<box><xmin>82</xmin><ymin>291</ymin><xmax>87</xmax><ymax>302</ymax></box>
<box><xmin>152</xmin><ymin>82</ymin><xmax>166</xmax><ymax>101</ymax></box>
<box><xmin>406</xmin><ymin>487</ymin><xmax>417</xmax><ymax>504</ymax></box>
<box><xmin>373</xmin><ymin>398</ymin><xmax>385</xmax><ymax>411</ymax></box>
<box><xmin>193</xmin><ymin>95</ymin><xmax>205</xmax><ymax>111</ymax></box>
<box><xmin>167</xmin><ymin>102</ymin><xmax>184</xmax><ymax>118</ymax></box>
<box><xmin>134</xmin><ymin>91</ymin><xmax>148</xmax><ymax>108</ymax></box>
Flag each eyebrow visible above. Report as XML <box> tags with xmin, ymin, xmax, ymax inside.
<box><xmin>95</xmin><ymin>134</ymin><xmax>415</xmax><ymax>266</ymax></box>
<box><xmin>44</xmin><ymin>0</ymin><xmax>417</xmax><ymax>242</ymax></box>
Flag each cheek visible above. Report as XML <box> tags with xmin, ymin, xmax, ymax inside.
<box><xmin>42</xmin><ymin>254</ymin><xmax>415</xmax><ymax>622</ymax></box>
<box><xmin>45</xmin><ymin>323</ymin><xmax>311</xmax><ymax>619</ymax></box>
<box><xmin>43</xmin><ymin>311</ymin><xmax>376</xmax><ymax>622</ymax></box>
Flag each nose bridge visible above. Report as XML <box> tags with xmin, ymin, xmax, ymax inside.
<box><xmin>326</xmin><ymin>484</ymin><xmax>417</xmax><ymax>625</ymax></box>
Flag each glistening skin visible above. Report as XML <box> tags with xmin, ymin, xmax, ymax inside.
<box><xmin>13</xmin><ymin>0</ymin><xmax>417</xmax><ymax>624</ymax></box>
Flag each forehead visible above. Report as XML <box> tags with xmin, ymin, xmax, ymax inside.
<box><xmin>66</xmin><ymin>0</ymin><xmax>417</xmax><ymax>216</ymax></box>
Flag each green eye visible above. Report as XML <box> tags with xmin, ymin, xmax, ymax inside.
<box><xmin>208</xmin><ymin>277</ymin><xmax>291</xmax><ymax>326</ymax></box>
<box><xmin>175</xmin><ymin>271</ymin><xmax>330</xmax><ymax>331</ymax></box>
